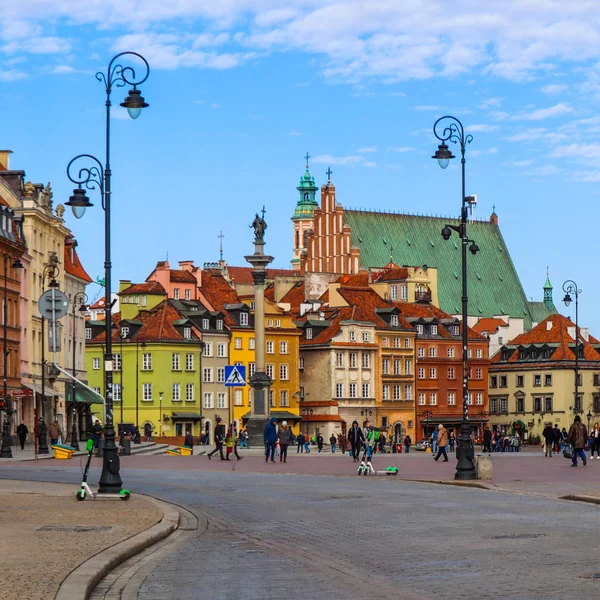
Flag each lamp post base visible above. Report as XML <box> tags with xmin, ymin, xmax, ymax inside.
<box><xmin>455</xmin><ymin>421</ymin><xmax>476</xmax><ymax>480</ymax></box>
<box><xmin>38</xmin><ymin>419</ymin><xmax>49</xmax><ymax>455</ymax></box>
<box><xmin>98</xmin><ymin>431</ymin><xmax>122</xmax><ymax>494</ymax></box>
<box><xmin>0</xmin><ymin>415</ymin><xmax>12</xmax><ymax>458</ymax></box>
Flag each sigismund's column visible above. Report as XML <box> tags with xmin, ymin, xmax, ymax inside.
<box><xmin>245</xmin><ymin>209</ymin><xmax>273</xmax><ymax>446</ymax></box>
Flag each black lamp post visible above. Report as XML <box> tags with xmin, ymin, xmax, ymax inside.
<box><xmin>69</xmin><ymin>291</ymin><xmax>88</xmax><ymax>451</ymax></box>
<box><xmin>0</xmin><ymin>254</ymin><xmax>23</xmax><ymax>458</ymax></box>
<box><xmin>65</xmin><ymin>52</ymin><xmax>150</xmax><ymax>494</ymax></box>
<box><xmin>586</xmin><ymin>409</ymin><xmax>592</xmax><ymax>431</ymax></box>
<box><xmin>422</xmin><ymin>409</ymin><xmax>433</xmax><ymax>439</ymax></box>
<box><xmin>563</xmin><ymin>280</ymin><xmax>582</xmax><ymax>417</ymax></box>
<box><xmin>433</xmin><ymin>115</ymin><xmax>478</xmax><ymax>480</ymax></box>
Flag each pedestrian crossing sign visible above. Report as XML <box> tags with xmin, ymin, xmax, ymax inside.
<box><xmin>224</xmin><ymin>365</ymin><xmax>247</xmax><ymax>387</ymax></box>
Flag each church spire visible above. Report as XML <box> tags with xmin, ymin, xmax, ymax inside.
<box><xmin>293</xmin><ymin>152</ymin><xmax>318</xmax><ymax>220</ymax></box>
<box><xmin>543</xmin><ymin>266</ymin><xmax>553</xmax><ymax>310</ymax></box>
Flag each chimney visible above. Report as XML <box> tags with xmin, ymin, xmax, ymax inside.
<box><xmin>178</xmin><ymin>260</ymin><xmax>194</xmax><ymax>272</ymax></box>
<box><xmin>567</xmin><ymin>326</ymin><xmax>576</xmax><ymax>340</ymax></box>
<box><xmin>0</xmin><ymin>150</ymin><xmax>12</xmax><ymax>170</ymax></box>
<box><xmin>119</xmin><ymin>280</ymin><xmax>132</xmax><ymax>293</ymax></box>
<box><xmin>546</xmin><ymin>321</ymin><xmax>552</xmax><ymax>331</ymax></box>
<box><xmin>581</xmin><ymin>327</ymin><xmax>589</xmax><ymax>342</ymax></box>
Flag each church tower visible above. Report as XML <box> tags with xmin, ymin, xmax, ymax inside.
<box><xmin>291</xmin><ymin>153</ymin><xmax>319</xmax><ymax>271</ymax></box>
<box><xmin>543</xmin><ymin>268</ymin><xmax>553</xmax><ymax>310</ymax></box>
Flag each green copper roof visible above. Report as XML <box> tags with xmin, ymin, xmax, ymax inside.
<box><xmin>544</xmin><ymin>275</ymin><xmax>552</xmax><ymax>289</ymax></box>
<box><xmin>293</xmin><ymin>168</ymin><xmax>318</xmax><ymax>220</ymax></box>
<box><xmin>344</xmin><ymin>210</ymin><xmax>554</xmax><ymax>330</ymax></box>
<box><xmin>529</xmin><ymin>301</ymin><xmax>557</xmax><ymax>325</ymax></box>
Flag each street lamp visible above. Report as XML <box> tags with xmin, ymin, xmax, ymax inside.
<box><xmin>563</xmin><ymin>280</ymin><xmax>582</xmax><ymax>416</ymax></box>
<box><xmin>159</xmin><ymin>391</ymin><xmax>164</xmax><ymax>438</ymax></box>
<box><xmin>65</xmin><ymin>52</ymin><xmax>150</xmax><ymax>494</ymax></box>
<box><xmin>422</xmin><ymin>409</ymin><xmax>433</xmax><ymax>439</ymax></box>
<box><xmin>587</xmin><ymin>409</ymin><xmax>592</xmax><ymax>431</ymax></box>
<box><xmin>433</xmin><ymin>115</ymin><xmax>478</xmax><ymax>481</ymax></box>
<box><xmin>0</xmin><ymin>254</ymin><xmax>23</xmax><ymax>458</ymax></box>
<box><xmin>69</xmin><ymin>291</ymin><xmax>88</xmax><ymax>451</ymax></box>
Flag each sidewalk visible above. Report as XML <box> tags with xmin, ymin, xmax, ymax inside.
<box><xmin>0</xmin><ymin>480</ymin><xmax>163</xmax><ymax>600</ymax></box>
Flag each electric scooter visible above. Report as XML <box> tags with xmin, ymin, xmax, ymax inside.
<box><xmin>76</xmin><ymin>438</ymin><xmax>131</xmax><ymax>501</ymax></box>
<box><xmin>357</xmin><ymin>428</ymin><xmax>399</xmax><ymax>476</ymax></box>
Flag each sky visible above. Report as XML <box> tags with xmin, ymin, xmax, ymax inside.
<box><xmin>2</xmin><ymin>1</ymin><xmax>600</xmax><ymax>329</ymax></box>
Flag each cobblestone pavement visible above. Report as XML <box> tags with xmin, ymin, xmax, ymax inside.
<box><xmin>0</xmin><ymin>480</ymin><xmax>162</xmax><ymax>600</ymax></box>
<box><xmin>2</xmin><ymin>465</ymin><xmax>599</xmax><ymax>600</ymax></box>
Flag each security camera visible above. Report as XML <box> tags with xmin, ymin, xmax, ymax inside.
<box><xmin>441</xmin><ymin>226</ymin><xmax>452</xmax><ymax>241</ymax></box>
<box><xmin>466</xmin><ymin>194</ymin><xmax>478</xmax><ymax>205</ymax></box>
<box><xmin>469</xmin><ymin>242</ymin><xmax>480</xmax><ymax>255</ymax></box>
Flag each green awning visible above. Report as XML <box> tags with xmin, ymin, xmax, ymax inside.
<box><xmin>66</xmin><ymin>384</ymin><xmax>104</xmax><ymax>405</ymax></box>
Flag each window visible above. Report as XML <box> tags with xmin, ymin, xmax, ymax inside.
<box><xmin>202</xmin><ymin>318</ymin><xmax>210</xmax><ymax>330</ymax></box>
<box><xmin>183</xmin><ymin>289</ymin><xmax>190</xmax><ymax>301</ymax></box>
<box><xmin>142</xmin><ymin>383</ymin><xmax>152</xmax><ymax>401</ymax></box>
<box><xmin>418</xmin><ymin>347</ymin><xmax>425</xmax><ymax>358</ymax></box>
<box><xmin>185</xmin><ymin>383</ymin><xmax>194</xmax><ymax>401</ymax></box>
<box><xmin>418</xmin><ymin>368</ymin><xmax>425</xmax><ymax>379</ymax></box>
<box><xmin>174</xmin><ymin>288</ymin><xmax>180</xmax><ymax>299</ymax></box>
<box><xmin>475</xmin><ymin>349</ymin><xmax>482</xmax><ymax>358</ymax></box>
<box><xmin>476</xmin><ymin>393</ymin><xmax>483</xmax><ymax>405</ymax></box>
<box><xmin>467</xmin><ymin>393</ymin><xmax>473</xmax><ymax>405</ymax></box>
<box><xmin>416</xmin><ymin>324</ymin><xmax>424</xmax><ymax>335</ymax></box>
<box><xmin>382</xmin><ymin>337</ymin><xmax>389</xmax><ymax>348</ymax></box>
<box><xmin>448</xmin><ymin>392</ymin><xmax>455</xmax><ymax>406</ymax></box>
<box><xmin>362</xmin><ymin>353</ymin><xmax>370</xmax><ymax>369</ymax></box>
<box><xmin>217</xmin><ymin>343</ymin><xmax>226</xmax><ymax>358</ymax></box>
<box><xmin>430</xmin><ymin>392</ymin><xmax>437</xmax><ymax>405</ymax></box>
<box><xmin>401</xmin><ymin>284</ymin><xmax>408</xmax><ymax>300</ymax></box>
<box><xmin>405</xmin><ymin>385</ymin><xmax>412</xmax><ymax>400</ymax></box>
<box><xmin>250</xmin><ymin>301</ymin><xmax>255</xmax><ymax>311</ymax></box>
<box><xmin>85</xmin><ymin>328</ymin><xmax>92</xmax><ymax>340</ymax></box>
<box><xmin>186</xmin><ymin>353</ymin><xmax>194</xmax><ymax>371</ymax></box>
<box><xmin>500</xmin><ymin>375</ymin><xmax>507</xmax><ymax>388</ymax></box>
<box><xmin>234</xmin><ymin>338</ymin><xmax>242</xmax><ymax>350</ymax></box>
<box><xmin>172</xmin><ymin>383</ymin><xmax>181</xmax><ymax>402</ymax></box>
<box><xmin>453</xmin><ymin>326</ymin><xmax>460</xmax><ymax>336</ymax></box>
<box><xmin>404</xmin><ymin>338</ymin><xmax>411</xmax><ymax>348</ymax></box>
<box><xmin>240</xmin><ymin>312</ymin><xmax>249</xmax><ymax>326</ymax></box>
<box><xmin>267</xmin><ymin>364</ymin><xmax>274</xmax><ymax>379</ymax></box>
<box><xmin>383</xmin><ymin>385</ymin><xmax>390</xmax><ymax>400</ymax></box>
<box><xmin>429</xmin><ymin>368</ymin><xmax>437</xmax><ymax>379</ymax></box>
<box><xmin>280</xmin><ymin>364</ymin><xmax>288</xmax><ymax>380</ymax></box>
<box><xmin>299</xmin><ymin>357</ymin><xmax>304</xmax><ymax>370</ymax></box>
<box><xmin>545</xmin><ymin>374</ymin><xmax>552</xmax><ymax>387</ymax></box>
<box><xmin>431</xmin><ymin>325</ymin><xmax>438</xmax><ymax>335</ymax></box>
<box><xmin>268</xmin><ymin>319</ymin><xmax>273</xmax><ymax>327</ymax></box>
<box><xmin>203</xmin><ymin>368</ymin><xmax>213</xmax><ymax>383</ymax></box>
<box><xmin>306</xmin><ymin>328</ymin><xmax>313</xmax><ymax>340</ymax></box>
<box><xmin>113</xmin><ymin>384</ymin><xmax>121</xmax><ymax>402</ymax></box>
<box><xmin>120</xmin><ymin>327</ymin><xmax>129</xmax><ymax>339</ymax></box>
<box><xmin>393</xmin><ymin>337</ymin><xmax>401</xmax><ymax>348</ymax></box>
<box><xmin>266</xmin><ymin>341</ymin><xmax>274</xmax><ymax>354</ymax></box>
<box><xmin>203</xmin><ymin>393</ymin><xmax>213</xmax><ymax>409</ymax></box>
<box><xmin>362</xmin><ymin>331</ymin><xmax>370</xmax><ymax>342</ymax></box>
<box><xmin>113</xmin><ymin>354</ymin><xmax>122</xmax><ymax>371</ymax></box>
<box><xmin>234</xmin><ymin>389</ymin><xmax>243</xmax><ymax>406</ymax></box>
<box><xmin>516</xmin><ymin>375</ymin><xmax>524</xmax><ymax>387</ymax></box>
<box><xmin>335</xmin><ymin>352</ymin><xmax>345</xmax><ymax>369</ymax></box>
<box><xmin>533</xmin><ymin>374</ymin><xmax>541</xmax><ymax>387</ymax></box>
<box><xmin>93</xmin><ymin>387</ymin><xmax>101</xmax><ymax>395</ymax></box>
<box><xmin>276</xmin><ymin>319</ymin><xmax>281</xmax><ymax>328</ymax></box>
<box><xmin>448</xmin><ymin>367</ymin><xmax>455</xmax><ymax>379</ymax></box>
<box><xmin>203</xmin><ymin>343</ymin><xmax>213</xmax><ymax>357</ymax></box>
<box><xmin>172</xmin><ymin>353</ymin><xmax>181</xmax><ymax>370</ymax></box>
<box><xmin>429</xmin><ymin>347</ymin><xmax>437</xmax><ymax>357</ymax></box>
<box><xmin>390</xmin><ymin>285</ymin><xmax>398</xmax><ymax>300</ymax></box>
<box><xmin>475</xmin><ymin>368</ymin><xmax>483</xmax><ymax>380</ymax></box>
<box><xmin>350</xmin><ymin>353</ymin><xmax>358</xmax><ymax>368</ymax></box>
<box><xmin>142</xmin><ymin>353</ymin><xmax>152</xmax><ymax>370</ymax></box>
<box><xmin>517</xmin><ymin>397</ymin><xmax>524</xmax><ymax>412</ymax></box>
<box><xmin>92</xmin><ymin>357</ymin><xmax>100</xmax><ymax>370</ymax></box>
<box><xmin>249</xmin><ymin>338</ymin><xmax>255</xmax><ymax>349</ymax></box>
<box><xmin>404</xmin><ymin>359</ymin><xmax>411</xmax><ymax>375</ymax></box>
<box><xmin>183</xmin><ymin>327</ymin><xmax>191</xmax><ymax>339</ymax></box>
<box><xmin>269</xmin><ymin>390</ymin><xmax>275</xmax><ymax>407</ymax></box>
<box><xmin>280</xmin><ymin>390</ymin><xmax>289</xmax><ymax>407</ymax></box>
<box><xmin>490</xmin><ymin>375</ymin><xmax>497</xmax><ymax>388</ymax></box>
<box><xmin>280</xmin><ymin>341</ymin><xmax>288</xmax><ymax>354</ymax></box>
<box><xmin>216</xmin><ymin>319</ymin><xmax>223</xmax><ymax>330</ymax></box>
<box><xmin>393</xmin><ymin>385</ymin><xmax>401</xmax><ymax>400</ymax></box>
<box><xmin>491</xmin><ymin>399</ymin><xmax>498</xmax><ymax>413</ymax></box>
<box><xmin>394</xmin><ymin>360</ymin><xmax>401</xmax><ymax>375</ymax></box>
<box><xmin>249</xmin><ymin>363</ymin><xmax>256</xmax><ymax>377</ymax></box>
<box><xmin>534</xmin><ymin>397</ymin><xmax>542</xmax><ymax>412</ymax></box>
<box><xmin>447</xmin><ymin>347</ymin><xmax>455</xmax><ymax>358</ymax></box>
<box><xmin>500</xmin><ymin>398</ymin><xmax>508</xmax><ymax>413</ymax></box>
<box><xmin>544</xmin><ymin>397</ymin><xmax>553</xmax><ymax>412</ymax></box>
<box><xmin>217</xmin><ymin>392</ymin><xmax>226</xmax><ymax>409</ymax></box>
<box><xmin>418</xmin><ymin>393</ymin><xmax>426</xmax><ymax>405</ymax></box>
<box><xmin>336</xmin><ymin>383</ymin><xmax>343</xmax><ymax>398</ymax></box>
<box><xmin>467</xmin><ymin>349</ymin><xmax>472</xmax><ymax>358</ymax></box>
<box><xmin>362</xmin><ymin>383</ymin><xmax>370</xmax><ymax>397</ymax></box>
<box><xmin>382</xmin><ymin>359</ymin><xmax>390</xmax><ymax>375</ymax></box>
<box><xmin>391</xmin><ymin>315</ymin><xmax>399</xmax><ymax>327</ymax></box>
<box><xmin>349</xmin><ymin>330</ymin><xmax>356</xmax><ymax>341</ymax></box>
<box><xmin>349</xmin><ymin>383</ymin><xmax>357</xmax><ymax>398</ymax></box>
<box><xmin>575</xmin><ymin>395</ymin><xmax>583</xmax><ymax>412</ymax></box>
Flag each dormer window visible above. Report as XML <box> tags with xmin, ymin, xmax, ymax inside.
<box><xmin>184</xmin><ymin>327</ymin><xmax>191</xmax><ymax>339</ymax></box>
<box><xmin>240</xmin><ymin>312</ymin><xmax>249</xmax><ymax>326</ymax></box>
<box><xmin>391</xmin><ymin>315</ymin><xmax>399</xmax><ymax>327</ymax></box>
<box><xmin>362</xmin><ymin>331</ymin><xmax>370</xmax><ymax>342</ymax></box>
<box><xmin>174</xmin><ymin>288</ymin><xmax>180</xmax><ymax>300</ymax></box>
<box><xmin>390</xmin><ymin>285</ymin><xmax>398</xmax><ymax>300</ymax></box>
<box><xmin>85</xmin><ymin>328</ymin><xmax>92</xmax><ymax>340</ymax></box>
<box><xmin>202</xmin><ymin>318</ymin><xmax>210</xmax><ymax>330</ymax></box>
<box><xmin>185</xmin><ymin>289</ymin><xmax>191</xmax><ymax>300</ymax></box>
<box><xmin>120</xmin><ymin>326</ymin><xmax>129</xmax><ymax>338</ymax></box>
<box><xmin>431</xmin><ymin>325</ymin><xmax>438</xmax><ymax>335</ymax></box>
<box><xmin>401</xmin><ymin>284</ymin><xmax>408</xmax><ymax>300</ymax></box>
<box><xmin>306</xmin><ymin>328</ymin><xmax>313</xmax><ymax>340</ymax></box>
<box><xmin>216</xmin><ymin>319</ymin><xmax>223</xmax><ymax>330</ymax></box>
<box><xmin>416</xmin><ymin>324</ymin><xmax>424</xmax><ymax>335</ymax></box>
<box><xmin>350</xmin><ymin>330</ymin><xmax>356</xmax><ymax>341</ymax></box>
<box><xmin>453</xmin><ymin>326</ymin><xmax>460</xmax><ymax>336</ymax></box>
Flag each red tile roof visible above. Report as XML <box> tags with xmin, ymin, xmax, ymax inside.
<box><xmin>200</xmin><ymin>270</ymin><xmax>241</xmax><ymax>327</ymax></box>
<box><xmin>120</xmin><ymin>282</ymin><xmax>166</xmax><ymax>295</ymax></box>
<box><xmin>280</xmin><ymin>282</ymin><xmax>306</xmax><ymax>308</ymax></box>
<box><xmin>227</xmin><ymin>266</ymin><xmax>296</xmax><ymax>285</ymax></box>
<box><xmin>170</xmin><ymin>270</ymin><xmax>196</xmax><ymax>283</ymax></box>
<box><xmin>89</xmin><ymin>297</ymin><xmax>106</xmax><ymax>310</ymax></box>
<box><xmin>64</xmin><ymin>244</ymin><xmax>92</xmax><ymax>283</ymax></box>
<box><xmin>337</xmin><ymin>273</ymin><xmax>369</xmax><ymax>287</ymax></box>
<box><xmin>264</xmin><ymin>284</ymin><xmax>275</xmax><ymax>302</ymax></box>
<box><xmin>373</xmin><ymin>267</ymin><xmax>409</xmax><ymax>282</ymax></box>
<box><xmin>472</xmin><ymin>317</ymin><xmax>508</xmax><ymax>336</ymax></box>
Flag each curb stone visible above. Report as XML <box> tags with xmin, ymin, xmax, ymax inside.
<box><xmin>55</xmin><ymin>496</ymin><xmax>179</xmax><ymax>600</ymax></box>
<box><xmin>560</xmin><ymin>494</ymin><xmax>600</xmax><ymax>506</ymax></box>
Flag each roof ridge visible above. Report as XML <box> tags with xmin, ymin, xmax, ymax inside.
<box><xmin>345</xmin><ymin>207</ymin><xmax>493</xmax><ymax>224</ymax></box>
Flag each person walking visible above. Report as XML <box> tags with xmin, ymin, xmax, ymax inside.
<box><xmin>404</xmin><ymin>434</ymin><xmax>412</xmax><ymax>454</ymax></box>
<box><xmin>91</xmin><ymin>419</ymin><xmax>103</xmax><ymax>448</ymax></box>
<box><xmin>303</xmin><ymin>435</ymin><xmax>311</xmax><ymax>453</ymax></box>
<box><xmin>348</xmin><ymin>420</ymin><xmax>365</xmax><ymax>462</ymax></box>
<box><xmin>16</xmin><ymin>423</ymin><xmax>28</xmax><ymax>450</ymax></box>
<box><xmin>278</xmin><ymin>421</ymin><xmax>292</xmax><ymax>463</ymax></box>
<box><xmin>433</xmin><ymin>424</ymin><xmax>449</xmax><ymax>462</ymax></box>
<box><xmin>317</xmin><ymin>433</ymin><xmax>324</xmax><ymax>453</ymax></box>
<box><xmin>329</xmin><ymin>433</ymin><xmax>337</xmax><ymax>453</ymax></box>
<box><xmin>448</xmin><ymin>430</ymin><xmax>456</xmax><ymax>453</ymax></box>
<box><xmin>297</xmin><ymin>431</ymin><xmax>305</xmax><ymax>453</ymax></box>
<box><xmin>568</xmin><ymin>415</ymin><xmax>588</xmax><ymax>467</ymax></box>
<box><xmin>482</xmin><ymin>427</ymin><xmax>492</xmax><ymax>453</ymax></box>
<box><xmin>184</xmin><ymin>429</ymin><xmax>195</xmax><ymax>450</ymax></box>
<box><xmin>338</xmin><ymin>433</ymin><xmax>347</xmax><ymax>454</ymax></box>
<box><xmin>264</xmin><ymin>417</ymin><xmax>278</xmax><ymax>463</ymax></box>
<box><xmin>553</xmin><ymin>424</ymin><xmax>561</xmax><ymax>453</ymax></box>
<box><xmin>589</xmin><ymin>423</ymin><xmax>600</xmax><ymax>459</ymax></box>
<box><xmin>207</xmin><ymin>417</ymin><xmax>226</xmax><ymax>460</ymax></box>
<box><xmin>49</xmin><ymin>420</ymin><xmax>62</xmax><ymax>447</ymax></box>
<box><xmin>542</xmin><ymin>423</ymin><xmax>554</xmax><ymax>457</ymax></box>
<box><xmin>431</xmin><ymin>427</ymin><xmax>438</xmax><ymax>455</ymax></box>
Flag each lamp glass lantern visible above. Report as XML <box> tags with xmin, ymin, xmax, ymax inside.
<box><xmin>563</xmin><ymin>293</ymin><xmax>572</xmax><ymax>307</ymax></box>
<box><xmin>120</xmin><ymin>87</ymin><xmax>149</xmax><ymax>120</ymax></box>
<box><xmin>65</xmin><ymin>188</ymin><xmax>94</xmax><ymax>219</ymax></box>
<box><xmin>432</xmin><ymin>142</ymin><xmax>455</xmax><ymax>170</ymax></box>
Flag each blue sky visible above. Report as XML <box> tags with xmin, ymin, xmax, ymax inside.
<box><xmin>2</xmin><ymin>1</ymin><xmax>600</xmax><ymax>330</ymax></box>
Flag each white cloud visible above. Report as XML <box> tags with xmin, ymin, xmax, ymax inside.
<box><xmin>356</xmin><ymin>146</ymin><xmax>377</xmax><ymax>153</ymax></box>
<box><xmin>524</xmin><ymin>165</ymin><xmax>560</xmax><ymax>177</ymax></box>
<box><xmin>50</xmin><ymin>65</ymin><xmax>74</xmax><ymax>74</ymax></box>
<box><xmin>288</xmin><ymin>130</ymin><xmax>301</xmax><ymax>136</ymax></box>
<box><xmin>551</xmin><ymin>143</ymin><xmax>600</xmax><ymax>160</ymax></box>
<box><xmin>391</xmin><ymin>147</ymin><xmax>413</xmax><ymax>153</ymax></box>
<box><xmin>211</xmin><ymin>103</ymin><xmax>220</xmax><ymax>109</ymax></box>
<box><xmin>541</xmin><ymin>83</ymin><xmax>568</xmax><ymax>95</ymax></box>
<box><xmin>505</xmin><ymin>128</ymin><xmax>547</xmax><ymax>142</ymax></box>
<box><xmin>414</xmin><ymin>105</ymin><xmax>440</xmax><ymax>111</ymax></box>
<box><xmin>312</xmin><ymin>154</ymin><xmax>363</xmax><ymax>166</ymax></box>
<box><xmin>511</xmin><ymin>103</ymin><xmax>574</xmax><ymax>121</ymax></box>
<box><xmin>507</xmin><ymin>159</ymin><xmax>534</xmax><ymax>167</ymax></box>
<box><xmin>362</xmin><ymin>161</ymin><xmax>377</xmax><ymax>168</ymax></box>
<box><xmin>0</xmin><ymin>69</ymin><xmax>27</xmax><ymax>81</ymax></box>
<box><xmin>467</xmin><ymin>123</ymin><xmax>500</xmax><ymax>132</ymax></box>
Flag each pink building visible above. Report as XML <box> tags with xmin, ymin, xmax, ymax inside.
<box><xmin>146</xmin><ymin>260</ymin><xmax>202</xmax><ymax>301</ymax></box>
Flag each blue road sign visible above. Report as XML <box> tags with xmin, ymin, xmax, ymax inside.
<box><xmin>224</xmin><ymin>365</ymin><xmax>247</xmax><ymax>387</ymax></box>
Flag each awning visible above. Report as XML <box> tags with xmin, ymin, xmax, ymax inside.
<box><xmin>240</xmin><ymin>411</ymin><xmax>303</xmax><ymax>422</ymax></box>
<box><xmin>65</xmin><ymin>384</ymin><xmax>104</xmax><ymax>405</ymax></box>
<box><xmin>171</xmin><ymin>412</ymin><xmax>203</xmax><ymax>422</ymax></box>
<box><xmin>22</xmin><ymin>382</ymin><xmax>62</xmax><ymax>398</ymax></box>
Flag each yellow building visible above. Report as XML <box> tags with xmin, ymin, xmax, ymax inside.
<box><xmin>489</xmin><ymin>313</ymin><xmax>600</xmax><ymax>440</ymax></box>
